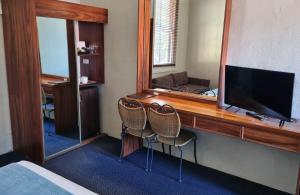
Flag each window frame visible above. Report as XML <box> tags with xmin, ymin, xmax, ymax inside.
<box><xmin>152</xmin><ymin>0</ymin><xmax>179</xmax><ymax>68</ymax></box>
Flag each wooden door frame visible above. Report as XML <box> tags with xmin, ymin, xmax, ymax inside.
<box><xmin>137</xmin><ymin>0</ymin><xmax>232</xmax><ymax>106</ymax></box>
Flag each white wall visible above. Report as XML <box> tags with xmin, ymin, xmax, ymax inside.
<box><xmin>152</xmin><ymin>0</ymin><xmax>190</xmax><ymax>78</ymax></box>
<box><xmin>80</xmin><ymin>0</ymin><xmax>138</xmax><ymax>138</ymax></box>
<box><xmin>228</xmin><ymin>0</ymin><xmax>300</xmax><ymax>119</ymax></box>
<box><xmin>0</xmin><ymin>3</ymin><xmax>13</xmax><ymax>155</ymax></box>
<box><xmin>186</xmin><ymin>0</ymin><xmax>226</xmax><ymax>88</ymax></box>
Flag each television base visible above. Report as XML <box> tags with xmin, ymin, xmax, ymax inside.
<box><xmin>279</xmin><ymin>120</ymin><xmax>285</xmax><ymax>127</ymax></box>
<box><xmin>246</xmin><ymin>112</ymin><xmax>263</xmax><ymax>121</ymax></box>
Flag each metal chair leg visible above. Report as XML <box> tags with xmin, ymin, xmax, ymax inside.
<box><xmin>145</xmin><ymin>139</ymin><xmax>150</xmax><ymax>172</ymax></box>
<box><xmin>178</xmin><ymin>147</ymin><xmax>183</xmax><ymax>183</ymax></box>
<box><xmin>169</xmin><ymin>145</ymin><xmax>172</xmax><ymax>156</ymax></box>
<box><xmin>149</xmin><ymin>140</ymin><xmax>154</xmax><ymax>172</ymax></box>
<box><xmin>194</xmin><ymin>138</ymin><xmax>198</xmax><ymax>164</ymax></box>
<box><xmin>119</xmin><ymin>132</ymin><xmax>125</xmax><ymax>162</ymax></box>
<box><xmin>162</xmin><ymin>143</ymin><xmax>165</xmax><ymax>154</ymax></box>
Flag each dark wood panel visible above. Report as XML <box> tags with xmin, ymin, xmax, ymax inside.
<box><xmin>79</xmin><ymin>21</ymin><xmax>105</xmax><ymax>83</ymax></box>
<box><xmin>244</xmin><ymin>128</ymin><xmax>300</xmax><ymax>153</ymax></box>
<box><xmin>80</xmin><ymin>87</ymin><xmax>100</xmax><ymax>139</ymax></box>
<box><xmin>52</xmin><ymin>84</ymin><xmax>78</xmax><ymax>136</ymax></box>
<box><xmin>178</xmin><ymin>112</ymin><xmax>194</xmax><ymax>128</ymax></box>
<box><xmin>2</xmin><ymin>0</ymin><xmax>44</xmax><ymax>163</ymax></box>
<box><xmin>35</xmin><ymin>0</ymin><xmax>108</xmax><ymax>23</ymax></box>
<box><xmin>196</xmin><ymin>117</ymin><xmax>242</xmax><ymax>138</ymax></box>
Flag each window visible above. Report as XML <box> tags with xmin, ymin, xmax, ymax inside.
<box><xmin>153</xmin><ymin>0</ymin><xmax>179</xmax><ymax>67</ymax></box>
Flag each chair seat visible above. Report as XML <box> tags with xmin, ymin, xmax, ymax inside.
<box><xmin>43</xmin><ymin>103</ymin><xmax>55</xmax><ymax>111</ymax></box>
<box><xmin>157</xmin><ymin>129</ymin><xmax>196</xmax><ymax>147</ymax></box>
<box><xmin>127</xmin><ymin>125</ymin><xmax>155</xmax><ymax>139</ymax></box>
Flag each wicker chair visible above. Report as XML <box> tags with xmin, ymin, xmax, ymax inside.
<box><xmin>41</xmin><ymin>88</ymin><xmax>54</xmax><ymax>119</ymax></box>
<box><xmin>118</xmin><ymin>98</ymin><xmax>155</xmax><ymax>171</ymax></box>
<box><xmin>148</xmin><ymin>103</ymin><xmax>197</xmax><ymax>182</ymax></box>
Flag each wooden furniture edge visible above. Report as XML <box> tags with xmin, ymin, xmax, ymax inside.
<box><xmin>35</xmin><ymin>0</ymin><xmax>108</xmax><ymax>23</ymax></box>
<box><xmin>144</xmin><ymin>89</ymin><xmax>217</xmax><ymax>104</ymax></box>
<box><xmin>217</xmin><ymin>0</ymin><xmax>232</xmax><ymax>107</ymax></box>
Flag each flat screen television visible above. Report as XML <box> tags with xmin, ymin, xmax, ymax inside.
<box><xmin>225</xmin><ymin>65</ymin><xmax>295</xmax><ymax>122</ymax></box>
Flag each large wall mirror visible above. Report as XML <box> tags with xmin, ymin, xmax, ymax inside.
<box><xmin>150</xmin><ymin>0</ymin><xmax>226</xmax><ymax>99</ymax></box>
<box><xmin>137</xmin><ymin>0</ymin><xmax>232</xmax><ymax>104</ymax></box>
<box><xmin>37</xmin><ymin>17</ymin><xmax>80</xmax><ymax>158</ymax></box>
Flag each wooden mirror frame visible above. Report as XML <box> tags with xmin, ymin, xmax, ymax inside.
<box><xmin>137</xmin><ymin>0</ymin><xmax>232</xmax><ymax>106</ymax></box>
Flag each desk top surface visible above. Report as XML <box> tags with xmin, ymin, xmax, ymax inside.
<box><xmin>129</xmin><ymin>95</ymin><xmax>300</xmax><ymax>137</ymax></box>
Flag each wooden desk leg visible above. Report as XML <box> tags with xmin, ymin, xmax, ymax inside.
<box><xmin>122</xmin><ymin>134</ymin><xmax>140</xmax><ymax>157</ymax></box>
<box><xmin>297</xmin><ymin>165</ymin><xmax>300</xmax><ymax>195</ymax></box>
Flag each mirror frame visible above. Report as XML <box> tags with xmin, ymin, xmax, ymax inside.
<box><xmin>137</xmin><ymin>0</ymin><xmax>232</xmax><ymax>106</ymax></box>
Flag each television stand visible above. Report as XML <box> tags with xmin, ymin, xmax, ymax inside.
<box><xmin>246</xmin><ymin>112</ymin><xmax>263</xmax><ymax>121</ymax></box>
<box><xmin>279</xmin><ymin>120</ymin><xmax>285</xmax><ymax>127</ymax></box>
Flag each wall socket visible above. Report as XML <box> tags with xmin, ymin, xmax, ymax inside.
<box><xmin>83</xmin><ymin>59</ymin><xmax>89</xmax><ymax>64</ymax></box>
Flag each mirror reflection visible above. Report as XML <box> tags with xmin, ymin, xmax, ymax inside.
<box><xmin>37</xmin><ymin>17</ymin><xmax>70</xmax><ymax>78</ymax></box>
<box><xmin>150</xmin><ymin>0</ymin><xmax>226</xmax><ymax>97</ymax></box>
<box><xmin>37</xmin><ymin>17</ymin><xmax>80</xmax><ymax>157</ymax></box>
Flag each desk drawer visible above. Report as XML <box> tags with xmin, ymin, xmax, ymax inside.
<box><xmin>178</xmin><ymin>112</ymin><xmax>194</xmax><ymax>128</ymax></box>
<box><xmin>195</xmin><ymin>117</ymin><xmax>242</xmax><ymax>138</ymax></box>
<box><xmin>244</xmin><ymin>128</ymin><xmax>300</xmax><ymax>152</ymax></box>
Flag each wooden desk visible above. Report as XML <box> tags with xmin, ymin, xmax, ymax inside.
<box><xmin>124</xmin><ymin>95</ymin><xmax>300</xmax><ymax>155</ymax></box>
<box><xmin>41</xmin><ymin>75</ymin><xmax>78</xmax><ymax>135</ymax></box>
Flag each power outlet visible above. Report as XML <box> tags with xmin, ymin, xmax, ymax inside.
<box><xmin>82</xmin><ymin>59</ymin><xmax>89</xmax><ymax>64</ymax></box>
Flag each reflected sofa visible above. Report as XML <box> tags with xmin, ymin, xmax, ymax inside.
<box><xmin>152</xmin><ymin>72</ymin><xmax>210</xmax><ymax>94</ymax></box>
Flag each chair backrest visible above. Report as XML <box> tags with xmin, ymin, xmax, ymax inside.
<box><xmin>41</xmin><ymin>88</ymin><xmax>47</xmax><ymax>105</ymax></box>
<box><xmin>148</xmin><ymin>104</ymin><xmax>181</xmax><ymax>138</ymax></box>
<box><xmin>118</xmin><ymin>98</ymin><xmax>147</xmax><ymax>130</ymax></box>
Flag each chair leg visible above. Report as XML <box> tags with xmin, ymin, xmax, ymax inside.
<box><xmin>149</xmin><ymin>140</ymin><xmax>154</xmax><ymax>172</ymax></box>
<box><xmin>119</xmin><ymin>132</ymin><xmax>125</xmax><ymax>162</ymax></box>
<box><xmin>169</xmin><ymin>145</ymin><xmax>172</xmax><ymax>156</ymax></box>
<box><xmin>145</xmin><ymin>139</ymin><xmax>150</xmax><ymax>172</ymax></box>
<box><xmin>178</xmin><ymin>147</ymin><xmax>183</xmax><ymax>183</ymax></box>
<box><xmin>194</xmin><ymin>138</ymin><xmax>198</xmax><ymax>164</ymax></box>
<box><xmin>162</xmin><ymin>143</ymin><xmax>165</xmax><ymax>154</ymax></box>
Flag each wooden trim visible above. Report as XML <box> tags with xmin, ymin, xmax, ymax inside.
<box><xmin>2</xmin><ymin>0</ymin><xmax>44</xmax><ymax>163</ymax></box>
<box><xmin>41</xmin><ymin>74</ymin><xmax>68</xmax><ymax>80</ymax></box>
<box><xmin>137</xmin><ymin>0</ymin><xmax>151</xmax><ymax>93</ymax></box>
<box><xmin>217</xmin><ymin>0</ymin><xmax>232</xmax><ymax>108</ymax></box>
<box><xmin>35</xmin><ymin>0</ymin><xmax>108</xmax><ymax>23</ymax></box>
<box><xmin>153</xmin><ymin>63</ymin><xmax>176</xmax><ymax>67</ymax></box>
<box><xmin>137</xmin><ymin>0</ymin><xmax>232</xmax><ymax>104</ymax></box>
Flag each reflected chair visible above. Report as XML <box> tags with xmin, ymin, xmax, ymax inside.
<box><xmin>118</xmin><ymin>98</ymin><xmax>155</xmax><ymax>171</ymax></box>
<box><xmin>41</xmin><ymin>88</ymin><xmax>55</xmax><ymax>119</ymax></box>
<box><xmin>148</xmin><ymin>103</ymin><xmax>197</xmax><ymax>182</ymax></box>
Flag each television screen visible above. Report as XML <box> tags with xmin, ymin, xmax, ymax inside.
<box><xmin>225</xmin><ymin>65</ymin><xmax>295</xmax><ymax>121</ymax></box>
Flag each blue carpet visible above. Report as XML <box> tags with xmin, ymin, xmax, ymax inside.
<box><xmin>44</xmin><ymin>136</ymin><xmax>289</xmax><ymax>195</ymax></box>
<box><xmin>44</xmin><ymin>119</ymin><xmax>79</xmax><ymax>156</ymax></box>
